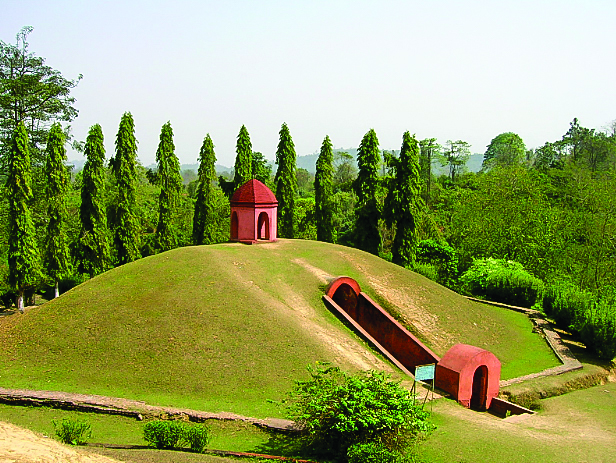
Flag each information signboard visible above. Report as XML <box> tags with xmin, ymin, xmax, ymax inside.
<box><xmin>415</xmin><ymin>363</ymin><xmax>436</xmax><ymax>382</ymax></box>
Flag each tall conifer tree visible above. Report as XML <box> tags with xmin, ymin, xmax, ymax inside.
<box><xmin>353</xmin><ymin>129</ymin><xmax>381</xmax><ymax>254</ymax></box>
<box><xmin>78</xmin><ymin>123</ymin><xmax>110</xmax><ymax>277</ymax></box>
<box><xmin>193</xmin><ymin>134</ymin><xmax>218</xmax><ymax>245</ymax></box>
<box><xmin>111</xmin><ymin>112</ymin><xmax>140</xmax><ymax>265</ymax></box>
<box><xmin>233</xmin><ymin>125</ymin><xmax>252</xmax><ymax>190</ymax></box>
<box><xmin>274</xmin><ymin>122</ymin><xmax>297</xmax><ymax>238</ymax></box>
<box><xmin>384</xmin><ymin>132</ymin><xmax>423</xmax><ymax>266</ymax></box>
<box><xmin>155</xmin><ymin>122</ymin><xmax>182</xmax><ymax>251</ymax></box>
<box><xmin>6</xmin><ymin>121</ymin><xmax>40</xmax><ymax>312</ymax></box>
<box><xmin>43</xmin><ymin>123</ymin><xmax>71</xmax><ymax>297</ymax></box>
<box><xmin>315</xmin><ymin>135</ymin><xmax>334</xmax><ymax>243</ymax></box>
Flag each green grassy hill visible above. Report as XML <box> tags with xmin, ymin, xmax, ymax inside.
<box><xmin>0</xmin><ymin>240</ymin><xmax>559</xmax><ymax>418</ymax></box>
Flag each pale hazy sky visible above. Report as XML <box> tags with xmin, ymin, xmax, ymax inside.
<box><xmin>2</xmin><ymin>0</ymin><xmax>615</xmax><ymax>166</ymax></box>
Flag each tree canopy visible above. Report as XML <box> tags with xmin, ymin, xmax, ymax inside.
<box><xmin>274</xmin><ymin>122</ymin><xmax>297</xmax><ymax>238</ymax></box>
<box><xmin>6</xmin><ymin>121</ymin><xmax>40</xmax><ymax>311</ymax></box>
<box><xmin>193</xmin><ymin>134</ymin><xmax>218</xmax><ymax>245</ymax></box>
<box><xmin>0</xmin><ymin>27</ymin><xmax>81</xmax><ymax>166</ymax></box>
<box><xmin>483</xmin><ymin>132</ymin><xmax>526</xmax><ymax>169</ymax></box>
<box><xmin>314</xmin><ymin>135</ymin><xmax>334</xmax><ymax>243</ymax></box>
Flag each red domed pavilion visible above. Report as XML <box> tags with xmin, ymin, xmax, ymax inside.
<box><xmin>230</xmin><ymin>179</ymin><xmax>278</xmax><ymax>244</ymax></box>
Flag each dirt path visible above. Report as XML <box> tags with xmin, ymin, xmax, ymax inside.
<box><xmin>0</xmin><ymin>421</ymin><xmax>124</xmax><ymax>463</ymax></box>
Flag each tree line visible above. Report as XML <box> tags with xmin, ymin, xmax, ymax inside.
<box><xmin>2</xmin><ymin>27</ymin><xmax>615</xmax><ymax>341</ymax></box>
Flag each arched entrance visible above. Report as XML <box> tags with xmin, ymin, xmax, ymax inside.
<box><xmin>231</xmin><ymin>212</ymin><xmax>239</xmax><ymax>240</ymax></box>
<box><xmin>257</xmin><ymin>212</ymin><xmax>270</xmax><ymax>240</ymax></box>
<box><xmin>470</xmin><ymin>365</ymin><xmax>489</xmax><ymax>411</ymax></box>
<box><xmin>332</xmin><ymin>283</ymin><xmax>359</xmax><ymax>313</ymax></box>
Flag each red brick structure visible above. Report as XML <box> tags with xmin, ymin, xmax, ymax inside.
<box><xmin>435</xmin><ymin>343</ymin><xmax>501</xmax><ymax>410</ymax></box>
<box><xmin>323</xmin><ymin>276</ymin><xmax>502</xmax><ymax>411</ymax></box>
<box><xmin>230</xmin><ymin>179</ymin><xmax>278</xmax><ymax>244</ymax></box>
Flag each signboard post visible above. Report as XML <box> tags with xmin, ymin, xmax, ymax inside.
<box><xmin>414</xmin><ymin>363</ymin><xmax>436</xmax><ymax>407</ymax></box>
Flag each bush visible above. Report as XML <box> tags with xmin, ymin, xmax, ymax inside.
<box><xmin>347</xmin><ymin>442</ymin><xmax>407</xmax><ymax>463</ymax></box>
<box><xmin>459</xmin><ymin>258</ymin><xmax>544</xmax><ymax>308</ymax></box>
<box><xmin>143</xmin><ymin>420</ymin><xmax>209</xmax><ymax>452</ymax></box>
<box><xmin>542</xmin><ymin>280</ymin><xmax>593</xmax><ymax>330</ymax></box>
<box><xmin>543</xmin><ymin>282</ymin><xmax>616</xmax><ymax>361</ymax></box>
<box><xmin>285</xmin><ymin>363</ymin><xmax>432</xmax><ymax>462</ymax></box>
<box><xmin>415</xmin><ymin>239</ymin><xmax>459</xmax><ymax>288</ymax></box>
<box><xmin>184</xmin><ymin>424</ymin><xmax>210</xmax><ymax>453</ymax></box>
<box><xmin>53</xmin><ymin>418</ymin><xmax>91</xmax><ymax>445</ymax></box>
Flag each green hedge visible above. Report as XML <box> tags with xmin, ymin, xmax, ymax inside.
<box><xmin>543</xmin><ymin>282</ymin><xmax>616</xmax><ymax>360</ymax></box>
<box><xmin>460</xmin><ymin>258</ymin><xmax>544</xmax><ymax>308</ymax></box>
<box><xmin>143</xmin><ymin>420</ymin><xmax>209</xmax><ymax>453</ymax></box>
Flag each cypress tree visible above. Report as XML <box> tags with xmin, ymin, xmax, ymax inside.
<box><xmin>233</xmin><ymin>125</ymin><xmax>252</xmax><ymax>190</ymax></box>
<box><xmin>315</xmin><ymin>135</ymin><xmax>334</xmax><ymax>243</ymax></box>
<box><xmin>155</xmin><ymin>122</ymin><xmax>182</xmax><ymax>251</ymax></box>
<box><xmin>111</xmin><ymin>111</ymin><xmax>141</xmax><ymax>265</ymax></box>
<box><xmin>193</xmin><ymin>134</ymin><xmax>217</xmax><ymax>245</ymax></box>
<box><xmin>274</xmin><ymin>122</ymin><xmax>297</xmax><ymax>238</ymax></box>
<box><xmin>6</xmin><ymin>121</ymin><xmax>40</xmax><ymax>312</ymax></box>
<box><xmin>353</xmin><ymin>129</ymin><xmax>381</xmax><ymax>255</ymax></box>
<box><xmin>43</xmin><ymin>123</ymin><xmax>72</xmax><ymax>297</ymax></box>
<box><xmin>384</xmin><ymin>132</ymin><xmax>423</xmax><ymax>267</ymax></box>
<box><xmin>78</xmin><ymin>123</ymin><xmax>111</xmax><ymax>277</ymax></box>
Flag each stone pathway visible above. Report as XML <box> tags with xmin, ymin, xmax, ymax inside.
<box><xmin>465</xmin><ymin>297</ymin><xmax>583</xmax><ymax>386</ymax></box>
<box><xmin>0</xmin><ymin>387</ymin><xmax>298</xmax><ymax>432</ymax></box>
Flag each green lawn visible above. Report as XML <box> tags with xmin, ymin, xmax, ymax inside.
<box><xmin>418</xmin><ymin>381</ymin><xmax>616</xmax><ymax>463</ymax></box>
<box><xmin>0</xmin><ymin>240</ymin><xmax>560</xmax><ymax>418</ymax></box>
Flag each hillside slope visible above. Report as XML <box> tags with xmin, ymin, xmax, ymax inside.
<box><xmin>0</xmin><ymin>240</ymin><xmax>558</xmax><ymax>417</ymax></box>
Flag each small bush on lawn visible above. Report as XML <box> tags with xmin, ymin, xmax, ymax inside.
<box><xmin>53</xmin><ymin>418</ymin><xmax>92</xmax><ymax>445</ymax></box>
<box><xmin>184</xmin><ymin>423</ymin><xmax>210</xmax><ymax>453</ymax></box>
<box><xmin>143</xmin><ymin>420</ymin><xmax>209</xmax><ymax>452</ymax></box>
<box><xmin>460</xmin><ymin>258</ymin><xmax>544</xmax><ymax>307</ymax></box>
<box><xmin>284</xmin><ymin>363</ymin><xmax>432</xmax><ymax>462</ymax></box>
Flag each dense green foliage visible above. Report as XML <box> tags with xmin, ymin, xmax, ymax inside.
<box><xmin>193</xmin><ymin>134</ymin><xmax>219</xmax><ymax>245</ymax></box>
<box><xmin>384</xmin><ymin>132</ymin><xmax>422</xmax><ymax>267</ymax></box>
<box><xmin>154</xmin><ymin>122</ymin><xmax>182</xmax><ymax>251</ymax></box>
<box><xmin>483</xmin><ymin>132</ymin><xmax>527</xmax><ymax>169</ymax></box>
<box><xmin>285</xmin><ymin>363</ymin><xmax>431</xmax><ymax>462</ymax></box>
<box><xmin>543</xmin><ymin>281</ymin><xmax>616</xmax><ymax>359</ymax></box>
<box><xmin>110</xmin><ymin>112</ymin><xmax>141</xmax><ymax>265</ymax></box>
<box><xmin>143</xmin><ymin>420</ymin><xmax>209</xmax><ymax>453</ymax></box>
<box><xmin>353</xmin><ymin>129</ymin><xmax>381</xmax><ymax>254</ymax></box>
<box><xmin>415</xmin><ymin>239</ymin><xmax>458</xmax><ymax>288</ymax></box>
<box><xmin>6</xmin><ymin>122</ymin><xmax>40</xmax><ymax>311</ymax></box>
<box><xmin>315</xmin><ymin>135</ymin><xmax>334</xmax><ymax>242</ymax></box>
<box><xmin>53</xmin><ymin>418</ymin><xmax>92</xmax><ymax>445</ymax></box>
<box><xmin>274</xmin><ymin>122</ymin><xmax>297</xmax><ymax>238</ymax></box>
<box><xmin>43</xmin><ymin>123</ymin><xmax>72</xmax><ymax>295</ymax></box>
<box><xmin>233</xmin><ymin>125</ymin><xmax>252</xmax><ymax>190</ymax></box>
<box><xmin>460</xmin><ymin>258</ymin><xmax>544</xmax><ymax>308</ymax></box>
<box><xmin>77</xmin><ymin>124</ymin><xmax>110</xmax><ymax>276</ymax></box>
<box><xmin>0</xmin><ymin>27</ymin><xmax>80</xmax><ymax>166</ymax></box>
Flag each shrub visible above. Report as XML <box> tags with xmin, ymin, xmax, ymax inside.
<box><xmin>410</xmin><ymin>262</ymin><xmax>439</xmax><ymax>282</ymax></box>
<box><xmin>347</xmin><ymin>442</ymin><xmax>407</xmax><ymax>463</ymax></box>
<box><xmin>143</xmin><ymin>420</ymin><xmax>186</xmax><ymax>450</ymax></box>
<box><xmin>53</xmin><ymin>418</ymin><xmax>91</xmax><ymax>445</ymax></box>
<box><xmin>576</xmin><ymin>287</ymin><xmax>616</xmax><ymax>360</ymax></box>
<box><xmin>415</xmin><ymin>239</ymin><xmax>459</xmax><ymax>288</ymax></box>
<box><xmin>542</xmin><ymin>280</ymin><xmax>593</xmax><ymax>330</ymax></box>
<box><xmin>184</xmin><ymin>423</ymin><xmax>210</xmax><ymax>453</ymax></box>
<box><xmin>459</xmin><ymin>258</ymin><xmax>544</xmax><ymax>308</ymax></box>
<box><xmin>285</xmin><ymin>363</ymin><xmax>432</xmax><ymax>461</ymax></box>
<box><xmin>543</xmin><ymin>282</ymin><xmax>616</xmax><ymax>361</ymax></box>
<box><xmin>143</xmin><ymin>420</ymin><xmax>209</xmax><ymax>453</ymax></box>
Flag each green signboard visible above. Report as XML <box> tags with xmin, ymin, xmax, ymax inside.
<box><xmin>415</xmin><ymin>364</ymin><xmax>436</xmax><ymax>382</ymax></box>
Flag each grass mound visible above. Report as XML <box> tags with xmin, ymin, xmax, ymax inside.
<box><xmin>0</xmin><ymin>240</ymin><xmax>559</xmax><ymax>417</ymax></box>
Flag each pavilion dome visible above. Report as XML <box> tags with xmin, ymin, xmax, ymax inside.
<box><xmin>231</xmin><ymin>179</ymin><xmax>278</xmax><ymax>206</ymax></box>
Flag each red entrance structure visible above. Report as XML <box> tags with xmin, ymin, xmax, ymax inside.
<box><xmin>230</xmin><ymin>179</ymin><xmax>278</xmax><ymax>244</ymax></box>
